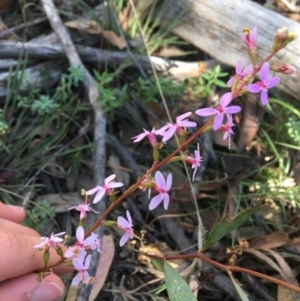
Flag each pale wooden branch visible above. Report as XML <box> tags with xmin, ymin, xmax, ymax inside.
<box><xmin>0</xmin><ymin>39</ymin><xmax>215</xmax><ymax>81</ymax></box>
<box><xmin>40</xmin><ymin>0</ymin><xmax>105</xmax><ymax>299</ymax></box>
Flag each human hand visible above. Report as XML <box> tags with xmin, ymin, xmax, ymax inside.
<box><xmin>0</xmin><ymin>201</ymin><xmax>71</xmax><ymax>301</ymax></box>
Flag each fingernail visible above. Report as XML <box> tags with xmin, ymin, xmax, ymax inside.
<box><xmin>29</xmin><ymin>282</ymin><xmax>63</xmax><ymax>301</ymax></box>
<box><xmin>7</xmin><ymin>205</ymin><xmax>24</xmax><ymax>212</ymax></box>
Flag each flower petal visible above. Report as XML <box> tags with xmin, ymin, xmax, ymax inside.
<box><xmin>149</xmin><ymin>194</ymin><xmax>163</xmax><ymax>210</ymax></box>
<box><xmin>76</xmin><ymin>226</ymin><xmax>84</xmax><ymax>243</ymax></box>
<box><xmin>72</xmin><ymin>274</ymin><xmax>82</xmax><ymax>286</ymax></box>
<box><xmin>260</xmin><ymin>62</ymin><xmax>269</xmax><ymax>82</ymax></box>
<box><xmin>105</xmin><ymin>174</ymin><xmax>116</xmax><ymax>184</ymax></box>
<box><xmin>179</xmin><ymin>120</ymin><xmax>197</xmax><ymax>128</ymax></box>
<box><xmin>260</xmin><ymin>90</ymin><xmax>268</xmax><ymax>105</ymax></box>
<box><xmin>85</xmin><ymin>186</ymin><xmax>100</xmax><ymax>195</ymax></box>
<box><xmin>155</xmin><ymin>171</ymin><xmax>165</xmax><ymax>188</ymax></box>
<box><xmin>165</xmin><ymin>174</ymin><xmax>172</xmax><ymax>191</ymax></box>
<box><xmin>132</xmin><ymin>130</ymin><xmax>148</xmax><ymax>142</ymax></box>
<box><xmin>126</xmin><ymin>210</ymin><xmax>132</xmax><ymax>225</ymax></box>
<box><xmin>107</xmin><ymin>182</ymin><xmax>124</xmax><ymax>189</ymax></box>
<box><xmin>213</xmin><ymin>114</ymin><xmax>224</xmax><ymax>131</ymax></box>
<box><xmin>248</xmin><ymin>83</ymin><xmax>262</xmax><ymax>93</ymax></box>
<box><xmin>195</xmin><ymin>108</ymin><xmax>218</xmax><ymax>117</ymax></box>
<box><xmin>268</xmin><ymin>76</ymin><xmax>280</xmax><ymax>89</ymax></box>
<box><xmin>84</xmin><ymin>254</ymin><xmax>91</xmax><ymax>269</ymax></box>
<box><xmin>235</xmin><ymin>59</ymin><xmax>243</xmax><ymax>74</ymax></box>
<box><xmin>120</xmin><ymin>232</ymin><xmax>130</xmax><ymax>247</ymax></box>
<box><xmin>225</xmin><ymin>105</ymin><xmax>241</xmax><ymax>114</ymax></box>
<box><xmin>162</xmin><ymin>126</ymin><xmax>176</xmax><ymax>142</ymax></box>
<box><xmin>220</xmin><ymin>92</ymin><xmax>232</xmax><ymax>108</ymax></box>
<box><xmin>163</xmin><ymin>194</ymin><xmax>170</xmax><ymax>210</ymax></box>
<box><xmin>177</xmin><ymin>112</ymin><xmax>191</xmax><ymax>121</ymax></box>
<box><xmin>93</xmin><ymin>189</ymin><xmax>105</xmax><ymax>204</ymax></box>
<box><xmin>118</xmin><ymin>216</ymin><xmax>129</xmax><ymax>228</ymax></box>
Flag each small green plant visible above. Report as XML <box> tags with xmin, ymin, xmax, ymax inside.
<box><xmin>23</xmin><ymin>199</ymin><xmax>56</xmax><ymax>232</ymax></box>
<box><xmin>286</xmin><ymin>117</ymin><xmax>300</xmax><ymax>144</ymax></box>
<box><xmin>94</xmin><ymin>69</ymin><xmax>128</xmax><ymax>117</ymax></box>
<box><xmin>187</xmin><ymin>65</ymin><xmax>228</xmax><ymax>98</ymax></box>
<box><xmin>133</xmin><ymin>76</ymin><xmax>186</xmax><ymax>104</ymax></box>
<box><xmin>16</xmin><ymin>65</ymin><xmax>85</xmax><ymax>116</ymax></box>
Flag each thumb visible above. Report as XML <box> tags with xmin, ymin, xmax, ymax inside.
<box><xmin>0</xmin><ymin>273</ymin><xmax>65</xmax><ymax>301</ymax></box>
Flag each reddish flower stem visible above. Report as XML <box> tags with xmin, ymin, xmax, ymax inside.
<box><xmin>146</xmin><ymin>252</ymin><xmax>300</xmax><ymax>294</ymax></box>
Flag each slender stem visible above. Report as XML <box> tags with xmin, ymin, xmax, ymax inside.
<box><xmin>146</xmin><ymin>252</ymin><xmax>300</xmax><ymax>294</ymax></box>
<box><xmin>84</xmin><ymin>119</ymin><xmax>213</xmax><ymax>238</ymax></box>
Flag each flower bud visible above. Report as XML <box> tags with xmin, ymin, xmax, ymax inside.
<box><xmin>273</xmin><ymin>27</ymin><xmax>297</xmax><ymax>50</ymax></box>
<box><xmin>56</xmin><ymin>246</ymin><xmax>64</xmax><ymax>258</ymax></box>
<box><xmin>103</xmin><ymin>220</ymin><xmax>117</xmax><ymax>226</ymax></box>
<box><xmin>273</xmin><ymin>64</ymin><xmax>296</xmax><ymax>75</ymax></box>
<box><xmin>43</xmin><ymin>248</ymin><xmax>50</xmax><ymax>266</ymax></box>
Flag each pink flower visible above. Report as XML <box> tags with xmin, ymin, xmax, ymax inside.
<box><xmin>89</xmin><ymin>232</ymin><xmax>102</xmax><ymax>253</ymax></box>
<box><xmin>64</xmin><ymin>226</ymin><xmax>98</xmax><ymax>258</ymax></box>
<box><xmin>159</xmin><ymin>112</ymin><xmax>197</xmax><ymax>142</ymax></box>
<box><xmin>248</xmin><ymin>62</ymin><xmax>280</xmax><ymax>105</ymax></box>
<box><xmin>240</xmin><ymin>26</ymin><xmax>257</xmax><ymax>51</ymax></box>
<box><xmin>68</xmin><ymin>203</ymin><xmax>99</xmax><ymax>220</ymax></box>
<box><xmin>219</xmin><ymin>114</ymin><xmax>235</xmax><ymax>150</ymax></box>
<box><xmin>86</xmin><ymin>174</ymin><xmax>124</xmax><ymax>204</ymax></box>
<box><xmin>132</xmin><ymin>128</ymin><xmax>161</xmax><ymax>147</ymax></box>
<box><xmin>33</xmin><ymin>231</ymin><xmax>65</xmax><ymax>249</ymax></box>
<box><xmin>117</xmin><ymin>210</ymin><xmax>134</xmax><ymax>247</ymax></box>
<box><xmin>195</xmin><ymin>93</ymin><xmax>241</xmax><ymax>131</ymax></box>
<box><xmin>227</xmin><ymin>60</ymin><xmax>253</xmax><ymax>87</ymax></box>
<box><xmin>149</xmin><ymin>171</ymin><xmax>172</xmax><ymax>210</ymax></box>
<box><xmin>185</xmin><ymin>143</ymin><xmax>202</xmax><ymax>181</ymax></box>
<box><xmin>72</xmin><ymin>251</ymin><xmax>91</xmax><ymax>285</ymax></box>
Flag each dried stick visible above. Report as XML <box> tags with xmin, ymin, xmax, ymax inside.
<box><xmin>40</xmin><ymin>0</ymin><xmax>106</xmax><ymax>300</ymax></box>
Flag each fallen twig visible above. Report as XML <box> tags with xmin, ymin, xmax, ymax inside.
<box><xmin>40</xmin><ymin>0</ymin><xmax>106</xmax><ymax>299</ymax></box>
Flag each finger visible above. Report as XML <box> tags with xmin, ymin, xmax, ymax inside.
<box><xmin>0</xmin><ymin>201</ymin><xmax>26</xmax><ymax>223</ymax></box>
<box><xmin>0</xmin><ymin>273</ymin><xmax>65</xmax><ymax>301</ymax></box>
<box><xmin>0</xmin><ymin>218</ymin><xmax>40</xmax><ymax>237</ymax></box>
<box><xmin>0</xmin><ymin>230</ymin><xmax>73</xmax><ymax>281</ymax></box>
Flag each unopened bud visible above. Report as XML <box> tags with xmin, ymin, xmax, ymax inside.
<box><xmin>56</xmin><ymin>246</ymin><xmax>64</xmax><ymax>258</ymax></box>
<box><xmin>81</xmin><ymin>189</ymin><xmax>86</xmax><ymax>196</ymax></box>
<box><xmin>103</xmin><ymin>220</ymin><xmax>117</xmax><ymax>226</ymax></box>
<box><xmin>273</xmin><ymin>64</ymin><xmax>296</xmax><ymax>75</ymax></box>
<box><xmin>273</xmin><ymin>27</ymin><xmax>297</xmax><ymax>50</ymax></box>
<box><xmin>43</xmin><ymin>248</ymin><xmax>50</xmax><ymax>266</ymax></box>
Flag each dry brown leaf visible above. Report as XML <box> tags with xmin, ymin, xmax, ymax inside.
<box><xmin>0</xmin><ymin>0</ymin><xmax>15</xmax><ymax>13</ymax></box>
<box><xmin>139</xmin><ymin>243</ymin><xmax>184</xmax><ymax>269</ymax></box>
<box><xmin>65</xmin><ymin>20</ymin><xmax>126</xmax><ymax>49</ymax></box>
<box><xmin>244</xmin><ymin>248</ymin><xmax>282</xmax><ymax>275</ymax></box>
<box><xmin>265</xmin><ymin>249</ymin><xmax>300</xmax><ymax>301</ymax></box>
<box><xmin>278</xmin><ymin>284</ymin><xmax>296</xmax><ymax>301</ymax></box>
<box><xmin>89</xmin><ymin>235</ymin><xmax>115</xmax><ymax>301</ymax></box>
<box><xmin>249</xmin><ymin>232</ymin><xmax>290</xmax><ymax>249</ymax></box>
<box><xmin>100</xmin><ymin>30</ymin><xmax>127</xmax><ymax>49</ymax></box>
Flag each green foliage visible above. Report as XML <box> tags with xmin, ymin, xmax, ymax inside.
<box><xmin>187</xmin><ymin>65</ymin><xmax>228</xmax><ymax>98</ymax></box>
<box><xmin>16</xmin><ymin>65</ymin><xmax>85</xmax><ymax>116</ymax></box>
<box><xmin>133</xmin><ymin>76</ymin><xmax>186</xmax><ymax>104</ymax></box>
<box><xmin>202</xmin><ymin>206</ymin><xmax>258</xmax><ymax>252</ymax></box>
<box><xmin>228</xmin><ymin>273</ymin><xmax>250</xmax><ymax>301</ymax></box>
<box><xmin>23</xmin><ymin>199</ymin><xmax>56</xmax><ymax>231</ymax></box>
<box><xmin>94</xmin><ymin>69</ymin><xmax>128</xmax><ymax>117</ymax></box>
<box><xmin>0</xmin><ymin>109</ymin><xmax>9</xmax><ymax>135</ymax></box>
<box><xmin>286</xmin><ymin>117</ymin><xmax>300</xmax><ymax>144</ymax></box>
<box><xmin>164</xmin><ymin>261</ymin><xmax>197</xmax><ymax>301</ymax></box>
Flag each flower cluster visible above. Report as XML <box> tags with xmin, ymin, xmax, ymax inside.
<box><xmin>33</xmin><ymin>26</ymin><xmax>296</xmax><ymax>288</ymax></box>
